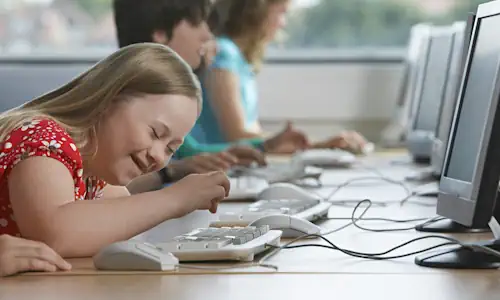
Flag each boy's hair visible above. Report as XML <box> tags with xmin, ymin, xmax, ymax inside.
<box><xmin>113</xmin><ymin>0</ymin><xmax>211</xmax><ymax>48</ymax></box>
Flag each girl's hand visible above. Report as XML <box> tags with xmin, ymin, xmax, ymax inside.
<box><xmin>263</xmin><ymin>122</ymin><xmax>310</xmax><ymax>154</ymax></box>
<box><xmin>312</xmin><ymin>131</ymin><xmax>368</xmax><ymax>154</ymax></box>
<box><xmin>0</xmin><ymin>234</ymin><xmax>72</xmax><ymax>277</ymax></box>
<box><xmin>165</xmin><ymin>171</ymin><xmax>230</xmax><ymax>217</ymax></box>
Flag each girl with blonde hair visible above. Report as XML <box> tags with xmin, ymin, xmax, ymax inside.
<box><xmin>194</xmin><ymin>0</ymin><xmax>370</xmax><ymax>154</ymax></box>
<box><xmin>0</xmin><ymin>43</ymin><xmax>229</xmax><ymax>260</ymax></box>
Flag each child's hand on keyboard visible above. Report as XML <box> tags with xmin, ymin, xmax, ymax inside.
<box><xmin>169</xmin><ymin>152</ymin><xmax>238</xmax><ymax>179</ymax></box>
<box><xmin>227</xmin><ymin>145</ymin><xmax>267</xmax><ymax>167</ymax></box>
<box><xmin>312</xmin><ymin>131</ymin><xmax>369</xmax><ymax>154</ymax></box>
<box><xmin>167</xmin><ymin>171</ymin><xmax>231</xmax><ymax>217</ymax></box>
<box><xmin>262</xmin><ymin>121</ymin><xmax>310</xmax><ymax>154</ymax></box>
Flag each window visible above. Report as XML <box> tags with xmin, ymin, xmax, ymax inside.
<box><xmin>277</xmin><ymin>0</ymin><xmax>485</xmax><ymax>50</ymax></box>
<box><xmin>0</xmin><ymin>0</ymin><xmax>115</xmax><ymax>55</ymax></box>
<box><xmin>0</xmin><ymin>0</ymin><xmax>487</xmax><ymax>55</ymax></box>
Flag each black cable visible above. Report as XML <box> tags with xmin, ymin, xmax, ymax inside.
<box><xmin>273</xmin><ymin>242</ymin><xmax>456</xmax><ymax>260</ymax></box>
<box><xmin>326</xmin><ymin>216</ymin><xmax>429</xmax><ymax>223</ymax></box>
<box><xmin>278</xmin><ymin>242</ymin><xmax>456</xmax><ymax>260</ymax></box>
<box><xmin>320</xmin><ymin>199</ymin><xmax>437</xmax><ymax>235</ymax></box>
<box><xmin>348</xmin><ymin>200</ymin><xmax>444</xmax><ymax>232</ymax></box>
<box><xmin>320</xmin><ymin>199</ymin><xmax>373</xmax><ymax>235</ymax></box>
<box><xmin>267</xmin><ymin>234</ymin><xmax>462</xmax><ymax>261</ymax></box>
<box><xmin>324</xmin><ymin>176</ymin><xmax>412</xmax><ymax>202</ymax></box>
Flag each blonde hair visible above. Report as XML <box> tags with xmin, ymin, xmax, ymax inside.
<box><xmin>211</xmin><ymin>0</ymin><xmax>288</xmax><ymax>72</ymax></box>
<box><xmin>0</xmin><ymin>43</ymin><xmax>201</xmax><ymax>156</ymax></box>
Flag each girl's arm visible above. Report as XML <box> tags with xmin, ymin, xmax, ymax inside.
<box><xmin>176</xmin><ymin>134</ymin><xmax>263</xmax><ymax>158</ymax></box>
<box><xmin>126</xmin><ymin>172</ymin><xmax>164</xmax><ymax>194</ymax></box>
<box><xmin>8</xmin><ymin>156</ymin><xmax>222</xmax><ymax>258</ymax></box>
<box><xmin>205</xmin><ymin>69</ymin><xmax>263</xmax><ymax>141</ymax></box>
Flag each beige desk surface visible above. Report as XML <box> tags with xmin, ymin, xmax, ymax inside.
<box><xmin>1</xmin><ymin>150</ymin><xmax>498</xmax><ymax>299</ymax></box>
<box><xmin>3</xmin><ymin>273</ymin><xmax>500</xmax><ymax>300</ymax></box>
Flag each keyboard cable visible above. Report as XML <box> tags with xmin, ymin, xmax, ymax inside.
<box><xmin>326</xmin><ymin>199</ymin><xmax>443</xmax><ymax>233</ymax></box>
<box><xmin>306</xmin><ymin>175</ymin><xmax>435</xmax><ymax>207</ymax></box>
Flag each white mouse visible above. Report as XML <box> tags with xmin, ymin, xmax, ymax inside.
<box><xmin>258</xmin><ymin>182</ymin><xmax>322</xmax><ymax>202</ymax></box>
<box><xmin>93</xmin><ymin>240</ymin><xmax>179</xmax><ymax>271</ymax></box>
<box><xmin>248</xmin><ymin>214</ymin><xmax>322</xmax><ymax>238</ymax></box>
<box><xmin>294</xmin><ymin>149</ymin><xmax>356</xmax><ymax>167</ymax></box>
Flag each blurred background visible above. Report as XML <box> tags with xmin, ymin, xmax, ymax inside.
<box><xmin>0</xmin><ymin>0</ymin><xmax>485</xmax><ymax>142</ymax></box>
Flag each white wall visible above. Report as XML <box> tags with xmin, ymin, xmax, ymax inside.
<box><xmin>0</xmin><ymin>58</ymin><xmax>406</xmax><ymax>143</ymax></box>
<box><xmin>257</xmin><ymin>62</ymin><xmax>405</xmax><ymax>142</ymax></box>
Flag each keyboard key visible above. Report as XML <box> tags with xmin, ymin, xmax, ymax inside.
<box><xmin>244</xmin><ymin>198</ymin><xmax>321</xmax><ymax>216</ymax></box>
<box><xmin>159</xmin><ymin>226</ymin><xmax>274</xmax><ymax>252</ymax></box>
<box><xmin>231</xmin><ymin>236</ymin><xmax>247</xmax><ymax>245</ymax></box>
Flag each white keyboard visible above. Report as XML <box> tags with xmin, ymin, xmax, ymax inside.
<box><xmin>240</xmin><ymin>163</ymin><xmax>323</xmax><ymax>183</ymax></box>
<box><xmin>226</xmin><ymin>177</ymin><xmax>269</xmax><ymax>200</ymax></box>
<box><xmin>294</xmin><ymin>149</ymin><xmax>357</xmax><ymax>167</ymax></box>
<box><xmin>212</xmin><ymin>198</ymin><xmax>332</xmax><ymax>227</ymax></box>
<box><xmin>156</xmin><ymin>226</ymin><xmax>281</xmax><ymax>262</ymax></box>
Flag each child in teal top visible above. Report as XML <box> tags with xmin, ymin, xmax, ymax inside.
<box><xmin>191</xmin><ymin>36</ymin><xmax>259</xmax><ymax>144</ymax></box>
<box><xmin>191</xmin><ymin>0</ymin><xmax>370</xmax><ymax>154</ymax></box>
<box><xmin>176</xmin><ymin>134</ymin><xmax>264</xmax><ymax>158</ymax></box>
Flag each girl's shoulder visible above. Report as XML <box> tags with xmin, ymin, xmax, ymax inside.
<box><xmin>0</xmin><ymin>118</ymin><xmax>83</xmax><ymax>177</ymax></box>
<box><xmin>215</xmin><ymin>37</ymin><xmax>245</xmax><ymax>60</ymax></box>
<box><xmin>213</xmin><ymin>37</ymin><xmax>248</xmax><ymax>71</ymax></box>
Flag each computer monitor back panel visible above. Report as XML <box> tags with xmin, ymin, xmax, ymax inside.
<box><xmin>407</xmin><ymin>28</ymin><xmax>455</xmax><ymax>160</ymax></box>
<box><xmin>431</xmin><ymin>20</ymin><xmax>472</xmax><ymax>176</ymax></box>
<box><xmin>438</xmin><ymin>6</ymin><xmax>500</xmax><ymax>227</ymax></box>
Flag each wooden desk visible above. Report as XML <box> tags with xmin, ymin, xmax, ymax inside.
<box><xmin>15</xmin><ymin>203</ymin><xmax>495</xmax><ymax>275</ymax></box>
<box><xmin>1</xmin><ymin>151</ymin><xmax>498</xmax><ymax>300</ymax></box>
<box><xmin>2</xmin><ymin>273</ymin><xmax>500</xmax><ymax>300</ymax></box>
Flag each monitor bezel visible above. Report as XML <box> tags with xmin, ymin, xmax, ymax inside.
<box><xmin>431</xmin><ymin>17</ymin><xmax>475</xmax><ymax>177</ymax></box>
<box><xmin>438</xmin><ymin>3</ymin><xmax>500</xmax><ymax>226</ymax></box>
<box><xmin>434</xmin><ymin>21</ymin><xmax>468</xmax><ymax>140</ymax></box>
<box><xmin>405</xmin><ymin>27</ymin><xmax>433</xmax><ymax>127</ymax></box>
<box><xmin>410</xmin><ymin>26</ymin><xmax>455</xmax><ymax>132</ymax></box>
<box><xmin>397</xmin><ymin>23</ymin><xmax>432</xmax><ymax>108</ymax></box>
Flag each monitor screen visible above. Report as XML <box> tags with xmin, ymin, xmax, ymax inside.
<box><xmin>444</xmin><ymin>15</ymin><xmax>500</xmax><ymax>182</ymax></box>
<box><xmin>414</xmin><ymin>33</ymin><xmax>453</xmax><ymax>131</ymax></box>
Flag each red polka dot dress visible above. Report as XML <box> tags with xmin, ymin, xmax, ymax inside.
<box><xmin>0</xmin><ymin>119</ymin><xmax>106</xmax><ymax>236</ymax></box>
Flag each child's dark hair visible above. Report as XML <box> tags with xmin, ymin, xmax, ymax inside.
<box><xmin>113</xmin><ymin>0</ymin><xmax>211</xmax><ymax>47</ymax></box>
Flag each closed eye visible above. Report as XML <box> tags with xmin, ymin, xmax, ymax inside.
<box><xmin>151</xmin><ymin>127</ymin><xmax>160</xmax><ymax>139</ymax></box>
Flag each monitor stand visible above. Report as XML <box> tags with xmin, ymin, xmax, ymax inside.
<box><xmin>415</xmin><ymin>218</ymin><xmax>491</xmax><ymax>233</ymax></box>
<box><xmin>405</xmin><ymin>168</ymin><xmax>438</xmax><ymax>183</ymax></box>
<box><xmin>415</xmin><ymin>239</ymin><xmax>500</xmax><ymax>269</ymax></box>
<box><xmin>412</xmin><ymin>156</ymin><xmax>431</xmax><ymax>165</ymax></box>
<box><xmin>417</xmin><ymin>189</ymin><xmax>500</xmax><ymax>233</ymax></box>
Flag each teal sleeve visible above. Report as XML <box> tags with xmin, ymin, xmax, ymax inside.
<box><xmin>176</xmin><ymin>135</ymin><xmax>265</xmax><ymax>158</ymax></box>
<box><xmin>212</xmin><ymin>38</ymin><xmax>240</xmax><ymax>71</ymax></box>
<box><xmin>241</xmin><ymin>137</ymin><xmax>265</xmax><ymax>150</ymax></box>
<box><xmin>176</xmin><ymin>135</ymin><xmax>228</xmax><ymax>158</ymax></box>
